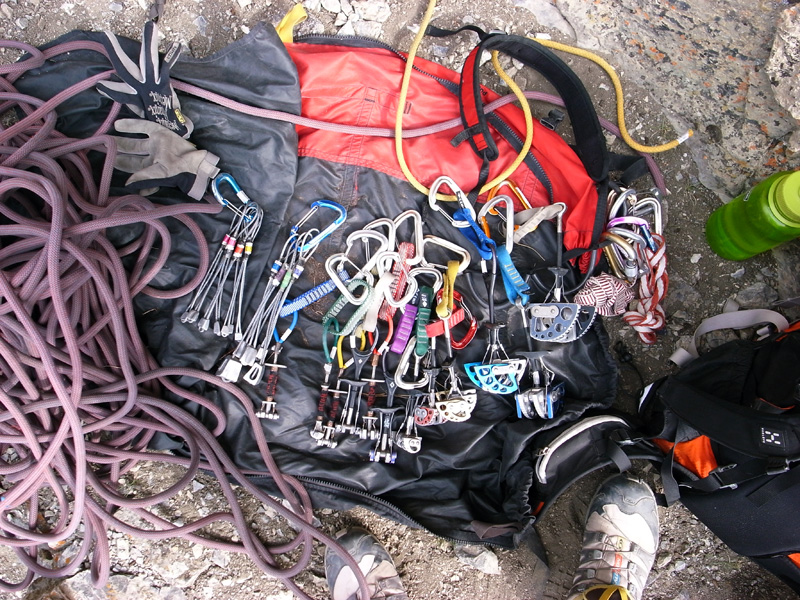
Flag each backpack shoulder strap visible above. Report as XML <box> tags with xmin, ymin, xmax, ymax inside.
<box><xmin>458</xmin><ymin>34</ymin><xmax>609</xmax><ymax>182</ymax></box>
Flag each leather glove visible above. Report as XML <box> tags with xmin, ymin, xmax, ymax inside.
<box><xmin>112</xmin><ymin>118</ymin><xmax>220</xmax><ymax>200</ymax></box>
<box><xmin>98</xmin><ymin>20</ymin><xmax>193</xmax><ymax>138</ymax></box>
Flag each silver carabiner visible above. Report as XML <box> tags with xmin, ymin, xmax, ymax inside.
<box><xmin>420</xmin><ymin>235</ymin><xmax>471</xmax><ymax>273</ymax></box>
<box><xmin>393</xmin><ymin>210</ymin><xmax>425</xmax><ymax>265</ymax></box>
<box><xmin>428</xmin><ymin>176</ymin><xmax>476</xmax><ymax>229</ymax></box>
<box><xmin>477</xmin><ymin>194</ymin><xmax>515</xmax><ymax>253</ymax></box>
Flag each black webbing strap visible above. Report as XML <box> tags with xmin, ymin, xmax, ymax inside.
<box><xmin>605</xmin><ymin>439</ymin><xmax>633</xmax><ymax>473</ymax></box>
<box><xmin>747</xmin><ymin>463</ymin><xmax>800</xmax><ymax>507</ymax></box>
<box><xmin>425</xmin><ymin>24</ymin><xmax>490</xmax><ymax>41</ymax></box>
<box><xmin>608</xmin><ymin>152</ymin><xmax>650</xmax><ymax>187</ymax></box>
<box><xmin>662</xmin><ymin>379</ymin><xmax>800</xmax><ymax>459</ymax></box>
<box><xmin>458</xmin><ymin>34</ymin><xmax>609</xmax><ymax>182</ymax></box>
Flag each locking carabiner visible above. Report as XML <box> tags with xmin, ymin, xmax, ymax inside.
<box><xmin>212</xmin><ymin>173</ymin><xmax>251</xmax><ymax>219</ymax></box>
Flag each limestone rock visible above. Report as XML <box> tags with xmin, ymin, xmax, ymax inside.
<box><xmin>454</xmin><ymin>544</ymin><xmax>501</xmax><ymax>575</ymax></box>
<box><xmin>352</xmin><ymin>0</ymin><xmax>389</xmax><ymax>23</ymax></box>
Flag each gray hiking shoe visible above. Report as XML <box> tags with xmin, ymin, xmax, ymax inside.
<box><xmin>324</xmin><ymin>527</ymin><xmax>408</xmax><ymax>600</ymax></box>
<box><xmin>567</xmin><ymin>475</ymin><xmax>659</xmax><ymax>600</ymax></box>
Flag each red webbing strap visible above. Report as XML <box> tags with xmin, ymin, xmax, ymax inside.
<box><xmin>459</xmin><ymin>46</ymin><xmax>489</xmax><ymax>153</ymax></box>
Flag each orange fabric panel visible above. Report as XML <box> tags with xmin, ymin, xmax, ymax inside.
<box><xmin>654</xmin><ymin>436</ymin><xmax>718</xmax><ymax>478</ymax></box>
<box><xmin>789</xmin><ymin>554</ymin><xmax>800</xmax><ymax>568</ymax></box>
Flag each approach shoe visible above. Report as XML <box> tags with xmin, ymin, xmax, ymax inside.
<box><xmin>325</xmin><ymin>527</ymin><xmax>408</xmax><ymax>600</ymax></box>
<box><xmin>567</xmin><ymin>474</ymin><xmax>659</xmax><ymax>600</ymax></box>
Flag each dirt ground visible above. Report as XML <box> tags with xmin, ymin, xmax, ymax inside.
<box><xmin>1</xmin><ymin>0</ymin><xmax>799</xmax><ymax>599</ymax></box>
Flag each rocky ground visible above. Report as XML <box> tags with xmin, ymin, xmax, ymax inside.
<box><xmin>1</xmin><ymin>0</ymin><xmax>800</xmax><ymax>598</ymax></box>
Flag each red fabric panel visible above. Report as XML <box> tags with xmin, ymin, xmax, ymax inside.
<box><xmin>286</xmin><ymin>42</ymin><xmax>599</xmax><ymax>252</ymax></box>
<box><xmin>459</xmin><ymin>47</ymin><xmax>487</xmax><ymax>151</ymax></box>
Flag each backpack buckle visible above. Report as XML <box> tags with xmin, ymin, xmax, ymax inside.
<box><xmin>766</xmin><ymin>458</ymin><xmax>790</xmax><ymax>476</ymax></box>
<box><xmin>708</xmin><ymin>463</ymin><xmax>739</xmax><ymax>490</ymax></box>
<box><xmin>540</xmin><ymin>109</ymin><xmax>565</xmax><ymax>131</ymax></box>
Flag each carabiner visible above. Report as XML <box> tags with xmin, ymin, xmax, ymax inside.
<box><xmin>212</xmin><ymin>173</ymin><xmax>250</xmax><ymax>219</ymax></box>
<box><xmin>394</xmin><ymin>335</ymin><xmax>431</xmax><ymax>390</ymax></box>
<box><xmin>364</xmin><ymin>218</ymin><xmax>397</xmax><ymax>253</ymax></box>
<box><xmin>408</xmin><ymin>266</ymin><xmax>443</xmax><ymax>293</ymax></box>
<box><xmin>375</xmin><ymin>252</ymin><xmax>418</xmax><ymax>308</ymax></box>
<box><xmin>607</xmin><ymin>215</ymin><xmax>656</xmax><ymax>251</ymax></box>
<box><xmin>478</xmin><ymin>194</ymin><xmax>515</xmax><ymax>253</ymax></box>
<box><xmin>213</xmin><ymin>173</ymin><xmax>251</xmax><ymax>205</ymax></box>
<box><xmin>607</xmin><ymin>187</ymin><xmax>638</xmax><ymax>220</ymax></box>
<box><xmin>428</xmin><ymin>176</ymin><xmax>476</xmax><ymax>229</ymax></box>
<box><xmin>487</xmin><ymin>179</ymin><xmax>532</xmax><ymax>211</ymax></box>
<box><xmin>420</xmin><ymin>235</ymin><xmax>471</xmax><ymax>273</ymax></box>
<box><xmin>630</xmin><ymin>197</ymin><xmax>663</xmax><ymax>236</ymax></box>
<box><xmin>293</xmin><ymin>200</ymin><xmax>347</xmax><ymax>252</ymax></box>
<box><xmin>325</xmin><ymin>255</ymin><xmax>374</xmax><ymax>305</ymax></box>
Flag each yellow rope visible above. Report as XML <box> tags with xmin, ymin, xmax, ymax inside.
<box><xmin>394</xmin><ymin>0</ymin><xmax>534</xmax><ymax>200</ymax></box>
<box><xmin>533</xmin><ymin>37</ymin><xmax>692</xmax><ymax>153</ymax></box>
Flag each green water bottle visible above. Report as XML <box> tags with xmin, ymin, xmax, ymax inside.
<box><xmin>705</xmin><ymin>170</ymin><xmax>800</xmax><ymax>261</ymax></box>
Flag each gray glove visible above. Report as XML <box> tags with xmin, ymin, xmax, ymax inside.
<box><xmin>112</xmin><ymin>118</ymin><xmax>220</xmax><ymax>200</ymax></box>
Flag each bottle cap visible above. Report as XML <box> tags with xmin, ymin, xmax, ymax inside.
<box><xmin>774</xmin><ymin>171</ymin><xmax>800</xmax><ymax>225</ymax></box>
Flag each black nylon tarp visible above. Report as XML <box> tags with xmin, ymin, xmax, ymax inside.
<box><xmin>16</xmin><ymin>24</ymin><xmax>617</xmax><ymax>547</ymax></box>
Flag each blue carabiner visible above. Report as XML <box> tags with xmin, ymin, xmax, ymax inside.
<box><xmin>212</xmin><ymin>173</ymin><xmax>251</xmax><ymax>205</ymax></box>
<box><xmin>212</xmin><ymin>173</ymin><xmax>253</xmax><ymax>220</ymax></box>
<box><xmin>293</xmin><ymin>200</ymin><xmax>347</xmax><ymax>252</ymax></box>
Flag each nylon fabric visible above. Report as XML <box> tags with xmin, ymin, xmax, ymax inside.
<box><xmin>286</xmin><ymin>37</ymin><xmax>600</xmax><ymax>254</ymax></box>
<box><xmin>652</xmin><ymin>436</ymin><xmax>718</xmax><ymax>479</ymax></box>
<box><xmin>15</xmin><ymin>25</ymin><xmax>618</xmax><ymax>546</ymax></box>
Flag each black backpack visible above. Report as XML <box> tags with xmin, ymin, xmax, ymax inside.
<box><xmin>638</xmin><ymin>316</ymin><xmax>800</xmax><ymax>593</ymax></box>
<box><xmin>526</xmin><ymin>312</ymin><xmax>800</xmax><ymax>593</ymax></box>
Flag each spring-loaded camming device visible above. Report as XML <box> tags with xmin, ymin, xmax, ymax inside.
<box><xmin>514</xmin><ymin>352</ymin><xmax>565</xmax><ymax>420</ymax></box>
<box><xmin>311</xmin><ymin>321</ymin><xmax>341</xmax><ymax>448</ymax></box>
<box><xmin>253</xmin><ymin>309</ymin><xmax>298</xmax><ymax>420</ymax></box>
<box><xmin>527</xmin><ymin>203</ymin><xmax>596</xmax><ymax>343</ymax></box>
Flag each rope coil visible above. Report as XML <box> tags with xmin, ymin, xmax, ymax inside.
<box><xmin>0</xmin><ymin>39</ymin><xmax>368</xmax><ymax>599</ymax></box>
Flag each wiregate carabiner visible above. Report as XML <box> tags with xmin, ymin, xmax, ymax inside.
<box><xmin>478</xmin><ymin>194</ymin><xmax>515</xmax><ymax>254</ymax></box>
<box><xmin>293</xmin><ymin>200</ymin><xmax>347</xmax><ymax>252</ymax></box>
<box><xmin>428</xmin><ymin>176</ymin><xmax>476</xmax><ymax>229</ymax></box>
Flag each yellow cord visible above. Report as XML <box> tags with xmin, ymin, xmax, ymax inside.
<box><xmin>532</xmin><ymin>37</ymin><xmax>693</xmax><ymax>153</ymax></box>
<box><xmin>394</xmin><ymin>0</ymin><xmax>534</xmax><ymax>201</ymax></box>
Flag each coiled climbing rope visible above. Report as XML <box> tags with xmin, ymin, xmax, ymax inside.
<box><xmin>0</xmin><ymin>39</ymin><xmax>369</xmax><ymax>599</ymax></box>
